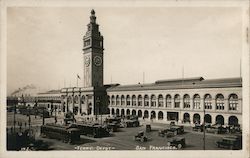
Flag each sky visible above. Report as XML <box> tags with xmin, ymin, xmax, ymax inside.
<box><xmin>7</xmin><ymin>7</ymin><xmax>242</xmax><ymax>95</ymax></box>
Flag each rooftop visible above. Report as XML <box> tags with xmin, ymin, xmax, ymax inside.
<box><xmin>107</xmin><ymin>77</ymin><xmax>242</xmax><ymax>92</ymax></box>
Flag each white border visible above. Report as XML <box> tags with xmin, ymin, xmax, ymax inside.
<box><xmin>0</xmin><ymin>0</ymin><xmax>249</xmax><ymax>158</ymax></box>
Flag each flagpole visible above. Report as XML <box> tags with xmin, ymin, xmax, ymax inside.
<box><xmin>77</xmin><ymin>76</ymin><xmax>78</xmax><ymax>87</ymax></box>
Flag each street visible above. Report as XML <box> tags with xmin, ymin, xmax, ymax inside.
<box><xmin>6</xmin><ymin>112</ymin><xmax>237</xmax><ymax>150</ymax></box>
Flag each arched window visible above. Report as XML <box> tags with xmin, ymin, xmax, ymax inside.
<box><xmin>132</xmin><ymin>95</ymin><xmax>136</xmax><ymax>106</ymax></box>
<box><xmin>229</xmin><ymin>94</ymin><xmax>238</xmax><ymax>111</ymax></box>
<box><xmin>183</xmin><ymin>94</ymin><xmax>190</xmax><ymax>108</ymax></box>
<box><xmin>216</xmin><ymin>94</ymin><xmax>224</xmax><ymax>110</ymax></box>
<box><xmin>81</xmin><ymin>95</ymin><xmax>85</xmax><ymax>104</ymax></box>
<box><xmin>193</xmin><ymin>94</ymin><xmax>200</xmax><ymax>109</ymax></box>
<box><xmin>126</xmin><ymin>95</ymin><xmax>130</xmax><ymax>106</ymax></box>
<box><xmin>74</xmin><ymin>96</ymin><xmax>79</xmax><ymax>104</ymax></box>
<box><xmin>121</xmin><ymin>95</ymin><xmax>125</xmax><ymax>106</ymax></box>
<box><xmin>158</xmin><ymin>94</ymin><xmax>164</xmax><ymax>107</ymax></box>
<box><xmin>111</xmin><ymin>95</ymin><xmax>115</xmax><ymax>105</ymax></box>
<box><xmin>174</xmin><ymin>94</ymin><xmax>180</xmax><ymax>108</ymax></box>
<box><xmin>138</xmin><ymin>95</ymin><xmax>142</xmax><ymax>106</ymax></box>
<box><xmin>151</xmin><ymin>95</ymin><xmax>156</xmax><ymax>107</ymax></box>
<box><xmin>204</xmin><ymin>94</ymin><xmax>212</xmax><ymax>109</ymax></box>
<box><xmin>166</xmin><ymin>95</ymin><xmax>171</xmax><ymax>108</ymax></box>
<box><xmin>144</xmin><ymin>95</ymin><xmax>149</xmax><ymax>106</ymax></box>
<box><xmin>116</xmin><ymin>95</ymin><xmax>120</xmax><ymax>105</ymax></box>
<box><xmin>158</xmin><ymin>111</ymin><xmax>164</xmax><ymax>120</ymax></box>
<box><xmin>68</xmin><ymin>96</ymin><xmax>72</xmax><ymax>104</ymax></box>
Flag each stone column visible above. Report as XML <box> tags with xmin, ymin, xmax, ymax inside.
<box><xmin>212</xmin><ymin>99</ymin><xmax>216</xmax><ymax>111</ymax></box>
<box><xmin>224</xmin><ymin>116</ymin><xmax>229</xmax><ymax>126</ymax></box>
<box><xmin>78</xmin><ymin>94</ymin><xmax>81</xmax><ymax>116</ymax></box>
<box><xmin>190</xmin><ymin>114</ymin><xmax>193</xmax><ymax>125</ymax></box>
<box><xmin>163</xmin><ymin>96</ymin><xmax>166</xmax><ymax>108</ymax></box>
<box><xmin>171</xmin><ymin>98</ymin><xmax>174</xmax><ymax>109</ymax></box>
<box><xmin>200</xmin><ymin>98</ymin><xmax>204</xmax><ymax>111</ymax></box>
<box><xmin>180</xmin><ymin>97</ymin><xmax>183</xmax><ymax>110</ymax></box>
<box><xmin>190</xmin><ymin>98</ymin><xmax>194</xmax><ymax>110</ymax></box>
<box><xmin>72</xmin><ymin>94</ymin><xmax>75</xmax><ymax>113</ymax></box>
<box><xmin>155</xmin><ymin>111</ymin><xmax>158</xmax><ymax>121</ymax></box>
<box><xmin>178</xmin><ymin>111</ymin><xmax>182</xmax><ymax>124</ymax></box>
<box><xmin>224</xmin><ymin>99</ymin><xmax>229</xmax><ymax>112</ymax></box>
<box><xmin>238</xmin><ymin>99</ymin><xmax>242</xmax><ymax>113</ymax></box>
<box><xmin>149</xmin><ymin>98</ymin><xmax>151</xmax><ymax>108</ymax></box>
<box><xmin>200</xmin><ymin>112</ymin><xmax>204</xmax><ymax>124</ymax></box>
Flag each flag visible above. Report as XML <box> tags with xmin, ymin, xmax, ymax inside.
<box><xmin>77</xmin><ymin>74</ymin><xmax>81</xmax><ymax>80</ymax></box>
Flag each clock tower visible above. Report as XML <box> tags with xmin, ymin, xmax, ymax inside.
<box><xmin>83</xmin><ymin>9</ymin><xmax>104</xmax><ymax>88</ymax></box>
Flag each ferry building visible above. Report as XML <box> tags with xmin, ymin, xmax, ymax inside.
<box><xmin>58</xmin><ymin>10</ymin><xmax>242</xmax><ymax>126</ymax></box>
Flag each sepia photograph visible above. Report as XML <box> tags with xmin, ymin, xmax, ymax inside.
<box><xmin>1</xmin><ymin>0</ymin><xmax>249</xmax><ymax>158</ymax></box>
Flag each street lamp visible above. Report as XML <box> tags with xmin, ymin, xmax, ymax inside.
<box><xmin>13</xmin><ymin>97</ymin><xmax>17</xmax><ymax>133</ymax></box>
<box><xmin>203</xmin><ymin>108</ymin><xmax>206</xmax><ymax>150</ymax></box>
<box><xmin>54</xmin><ymin>104</ymin><xmax>57</xmax><ymax>124</ymax></box>
<box><xmin>42</xmin><ymin>107</ymin><xmax>45</xmax><ymax>125</ymax></box>
<box><xmin>96</xmin><ymin>97</ymin><xmax>101</xmax><ymax>123</ymax></box>
<box><xmin>28</xmin><ymin>105</ymin><xmax>31</xmax><ymax>131</ymax></box>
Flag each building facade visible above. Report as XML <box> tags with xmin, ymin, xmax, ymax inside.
<box><xmin>36</xmin><ymin>90</ymin><xmax>62</xmax><ymax>112</ymax></box>
<box><xmin>107</xmin><ymin>77</ymin><xmax>242</xmax><ymax>126</ymax></box>
<box><xmin>60</xmin><ymin>10</ymin><xmax>242</xmax><ymax>126</ymax></box>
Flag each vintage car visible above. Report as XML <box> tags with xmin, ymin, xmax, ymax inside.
<box><xmin>226</xmin><ymin>124</ymin><xmax>242</xmax><ymax>134</ymax></box>
<box><xmin>170</xmin><ymin>121</ymin><xmax>176</xmax><ymax>127</ymax></box>
<box><xmin>168</xmin><ymin>125</ymin><xmax>184</xmax><ymax>135</ymax></box>
<box><xmin>216</xmin><ymin>135</ymin><xmax>242</xmax><ymax>150</ymax></box>
<box><xmin>158</xmin><ymin>129</ymin><xmax>174</xmax><ymax>138</ymax></box>
<box><xmin>121</xmin><ymin>119</ymin><xmax>140</xmax><ymax>128</ymax></box>
<box><xmin>206</xmin><ymin>124</ymin><xmax>227</xmax><ymax>134</ymax></box>
<box><xmin>103</xmin><ymin>117</ymin><xmax>121</xmax><ymax>132</ymax></box>
<box><xmin>192</xmin><ymin>124</ymin><xmax>204</xmax><ymax>132</ymax></box>
<box><xmin>146</xmin><ymin>124</ymin><xmax>151</xmax><ymax>132</ymax></box>
<box><xmin>167</xmin><ymin>137</ymin><xmax>186</xmax><ymax>149</ymax></box>
<box><xmin>134</xmin><ymin>131</ymin><xmax>148</xmax><ymax>142</ymax></box>
<box><xmin>193</xmin><ymin>123</ymin><xmax>211</xmax><ymax>132</ymax></box>
<box><xmin>121</xmin><ymin>115</ymin><xmax>140</xmax><ymax>128</ymax></box>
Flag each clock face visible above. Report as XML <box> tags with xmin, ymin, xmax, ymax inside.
<box><xmin>85</xmin><ymin>56</ymin><xmax>90</xmax><ymax>67</ymax></box>
<box><xmin>94</xmin><ymin>56</ymin><xmax>102</xmax><ymax>66</ymax></box>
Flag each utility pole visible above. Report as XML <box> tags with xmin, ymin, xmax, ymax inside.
<box><xmin>54</xmin><ymin>104</ymin><xmax>57</xmax><ymax>124</ymax></box>
<box><xmin>42</xmin><ymin>107</ymin><xmax>45</xmax><ymax>125</ymax></box>
<box><xmin>203</xmin><ymin>108</ymin><xmax>206</xmax><ymax>150</ymax></box>
<box><xmin>28</xmin><ymin>105</ymin><xmax>31</xmax><ymax>131</ymax></box>
<box><xmin>13</xmin><ymin>100</ymin><xmax>16</xmax><ymax>133</ymax></box>
<box><xmin>100</xmin><ymin>101</ymin><xmax>102</xmax><ymax>126</ymax></box>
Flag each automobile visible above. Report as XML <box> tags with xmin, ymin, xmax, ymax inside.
<box><xmin>134</xmin><ymin>131</ymin><xmax>148</xmax><ymax>142</ymax></box>
<box><xmin>121</xmin><ymin>115</ymin><xmax>140</xmax><ymax>128</ymax></box>
<box><xmin>125</xmin><ymin>115</ymin><xmax>138</xmax><ymax>120</ymax></box>
<box><xmin>226</xmin><ymin>124</ymin><xmax>242</xmax><ymax>134</ymax></box>
<box><xmin>158</xmin><ymin>129</ymin><xmax>174</xmax><ymax>138</ymax></box>
<box><xmin>103</xmin><ymin>117</ymin><xmax>121</xmax><ymax>132</ymax></box>
<box><xmin>216</xmin><ymin>135</ymin><xmax>242</xmax><ymax>150</ymax></box>
<box><xmin>192</xmin><ymin>124</ymin><xmax>204</xmax><ymax>132</ymax></box>
<box><xmin>206</xmin><ymin>124</ymin><xmax>227</xmax><ymax>134</ymax></box>
<box><xmin>170</xmin><ymin>121</ymin><xmax>175</xmax><ymax>127</ymax></box>
<box><xmin>167</xmin><ymin>137</ymin><xmax>186</xmax><ymax>149</ymax></box>
<box><xmin>146</xmin><ymin>124</ymin><xmax>151</xmax><ymax>132</ymax></box>
<box><xmin>168</xmin><ymin>125</ymin><xmax>184</xmax><ymax>135</ymax></box>
<box><xmin>121</xmin><ymin>119</ymin><xmax>140</xmax><ymax>128</ymax></box>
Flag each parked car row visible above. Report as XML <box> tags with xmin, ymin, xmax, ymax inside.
<box><xmin>192</xmin><ymin>123</ymin><xmax>242</xmax><ymax>134</ymax></box>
